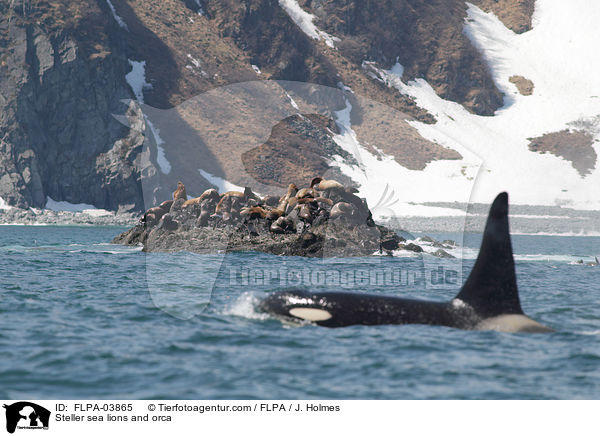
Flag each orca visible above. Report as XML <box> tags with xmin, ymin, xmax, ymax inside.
<box><xmin>259</xmin><ymin>192</ymin><xmax>553</xmax><ymax>333</ymax></box>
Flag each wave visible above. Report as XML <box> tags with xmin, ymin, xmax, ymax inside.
<box><xmin>222</xmin><ymin>292</ymin><xmax>270</xmax><ymax>321</ymax></box>
<box><xmin>512</xmin><ymin>231</ymin><xmax>600</xmax><ymax>237</ymax></box>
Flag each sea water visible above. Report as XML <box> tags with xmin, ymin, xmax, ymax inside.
<box><xmin>0</xmin><ymin>226</ymin><xmax>599</xmax><ymax>399</ymax></box>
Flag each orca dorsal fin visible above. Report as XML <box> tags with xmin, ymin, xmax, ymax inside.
<box><xmin>455</xmin><ymin>192</ymin><xmax>523</xmax><ymax>318</ymax></box>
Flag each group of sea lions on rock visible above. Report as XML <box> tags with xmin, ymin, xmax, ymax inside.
<box><xmin>114</xmin><ymin>177</ymin><xmax>424</xmax><ymax>257</ymax></box>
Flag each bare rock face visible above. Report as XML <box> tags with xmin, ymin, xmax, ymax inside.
<box><xmin>528</xmin><ymin>130</ymin><xmax>598</xmax><ymax>177</ymax></box>
<box><xmin>0</xmin><ymin>0</ymin><xmax>537</xmax><ymax>211</ymax></box>
<box><xmin>509</xmin><ymin>75</ymin><xmax>534</xmax><ymax>96</ymax></box>
<box><xmin>0</xmin><ymin>0</ymin><xmax>149</xmax><ymax>211</ymax></box>
<box><xmin>293</xmin><ymin>0</ymin><xmax>505</xmax><ymax>115</ymax></box>
<box><xmin>470</xmin><ymin>0</ymin><xmax>536</xmax><ymax>34</ymax></box>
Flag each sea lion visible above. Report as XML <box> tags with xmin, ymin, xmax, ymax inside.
<box><xmin>316</xmin><ymin>179</ymin><xmax>344</xmax><ymax>191</ymax></box>
<box><xmin>297</xmin><ymin>196</ymin><xmax>333</xmax><ymax>207</ymax></box>
<box><xmin>270</xmin><ymin>216</ymin><xmax>295</xmax><ymax>234</ymax></box>
<box><xmin>330</xmin><ymin>202</ymin><xmax>358</xmax><ymax>221</ymax></box>
<box><xmin>243</xmin><ymin>186</ymin><xmax>261</xmax><ymax>202</ymax></box>
<box><xmin>215</xmin><ymin>187</ymin><xmax>259</xmax><ymax>213</ymax></box>
<box><xmin>310</xmin><ymin>177</ymin><xmax>323</xmax><ymax>188</ymax></box>
<box><xmin>241</xmin><ymin>206</ymin><xmax>268</xmax><ymax>219</ymax></box>
<box><xmin>296</xmin><ymin>187</ymin><xmax>316</xmax><ymax>199</ymax></box>
<box><xmin>159</xmin><ymin>200</ymin><xmax>174</xmax><ymax>210</ymax></box>
<box><xmin>298</xmin><ymin>203</ymin><xmax>314</xmax><ymax>223</ymax></box>
<box><xmin>266</xmin><ymin>208</ymin><xmax>285</xmax><ymax>221</ymax></box>
<box><xmin>279</xmin><ymin>183</ymin><xmax>298</xmax><ymax>204</ymax></box>
<box><xmin>158</xmin><ymin>213</ymin><xmax>179</xmax><ymax>231</ymax></box>
<box><xmin>141</xmin><ymin>206</ymin><xmax>167</xmax><ymax>226</ymax></box>
<box><xmin>173</xmin><ymin>181</ymin><xmax>187</xmax><ymax>201</ymax></box>
<box><xmin>284</xmin><ymin>197</ymin><xmax>298</xmax><ymax>215</ymax></box>
<box><xmin>261</xmin><ymin>195</ymin><xmax>280</xmax><ymax>207</ymax></box>
<box><xmin>183</xmin><ymin>188</ymin><xmax>219</xmax><ymax>207</ymax></box>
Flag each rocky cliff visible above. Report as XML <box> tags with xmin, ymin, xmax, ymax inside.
<box><xmin>0</xmin><ymin>0</ymin><xmax>534</xmax><ymax>212</ymax></box>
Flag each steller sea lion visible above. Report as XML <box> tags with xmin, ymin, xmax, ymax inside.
<box><xmin>261</xmin><ymin>195</ymin><xmax>280</xmax><ymax>207</ymax></box>
<box><xmin>297</xmin><ymin>196</ymin><xmax>333</xmax><ymax>206</ymax></box>
<box><xmin>330</xmin><ymin>202</ymin><xmax>358</xmax><ymax>220</ymax></box>
<box><xmin>310</xmin><ymin>177</ymin><xmax>323</xmax><ymax>188</ymax></box>
<box><xmin>173</xmin><ymin>181</ymin><xmax>188</xmax><ymax>201</ymax></box>
<box><xmin>316</xmin><ymin>179</ymin><xmax>344</xmax><ymax>191</ymax></box>
<box><xmin>141</xmin><ymin>206</ymin><xmax>166</xmax><ymax>226</ymax></box>
<box><xmin>279</xmin><ymin>183</ymin><xmax>298</xmax><ymax>204</ymax></box>
<box><xmin>183</xmin><ymin>188</ymin><xmax>219</xmax><ymax>207</ymax></box>
<box><xmin>296</xmin><ymin>187</ymin><xmax>317</xmax><ymax>199</ymax></box>
<box><xmin>270</xmin><ymin>216</ymin><xmax>295</xmax><ymax>234</ymax></box>
<box><xmin>158</xmin><ymin>213</ymin><xmax>179</xmax><ymax>231</ymax></box>
<box><xmin>298</xmin><ymin>203</ymin><xmax>314</xmax><ymax>223</ymax></box>
<box><xmin>241</xmin><ymin>206</ymin><xmax>268</xmax><ymax>219</ymax></box>
<box><xmin>159</xmin><ymin>200</ymin><xmax>174</xmax><ymax>210</ymax></box>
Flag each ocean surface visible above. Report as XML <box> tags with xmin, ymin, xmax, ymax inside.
<box><xmin>0</xmin><ymin>225</ymin><xmax>599</xmax><ymax>399</ymax></box>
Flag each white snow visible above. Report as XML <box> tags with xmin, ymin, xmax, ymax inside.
<box><xmin>199</xmin><ymin>169</ymin><xmax>245</xmax><ymax>193</ymax></box>
<box><xmin>125</xmin><ymin>60</ymin><xmax>152</xmax><ymax>104</ymax></box>
<box><xmin>83</xmin><ymin>209</ymin><xmax>114</xmax><ymax>217</ymax></box>
<box><xmin>285</xmin><ymin>91</ymin><xmax>300</xmax><ymax>110</ymax></box>
<box><xmin>187</xmin><ymin>54</ymin><xmax>201</xmax><ymax>69</ymax></box>
<box><xmin>186</xmin><ymin>54</ymin><xmax>209</xmax><ymax>77</ymax></box>
<box><xmin>278</xmin><ymin>0</ymin><xmax>340</xmax><ymax>48</ymax></box>
<box><xmin>251</xmin><ymin>65</ymin><xmax>262</xmax><ymax>75</ymax></box>
<box><xmin>193</xmin><ymin>0</ymin><xmax>204</xmax><ymax>15</ymax></box>
<box><xmin>363</xmin><ymin>1</ymin><xmax>600</xmax><ymax>211</ymax></box>
<box><xmin>145</xmin><ymin>119</ymin><xmax>172</xmax><ymax>174</ymax></box>
<box><xmin>0</xmin><ymin>197</ymin><xmax>12</xmax><ymax>210</ymax></box>
<box><xmin>45</xmin><ymin>197</ymin><xmax>96</xmax><ymax>212</ymax></box>
<box><xmin>124</xmin><ymin>60</ymin><xmax>171</xmax><ymax>175</ymax></box>
<box><xmin>329</xmin><ymin>93</ymin><xmax>479</xmax><ymax>220</ymax></box>
<box><xmin>105</xmin><ymin>0</ymin><xmax>128</xmax><ymax>30</ymax></box>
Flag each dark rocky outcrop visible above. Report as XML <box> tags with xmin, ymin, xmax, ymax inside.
<box><xmin>113</xmin><ymin>180</ymin><xmax>410</xmax><ymax>257</ymax></box>
<box><xmin>0</xmin><ymin>0</ymin><xmax>154</xmax><ymax>212</ymax></box>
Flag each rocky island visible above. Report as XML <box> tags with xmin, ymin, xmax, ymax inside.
<box><xmin>112</xmin><ymin>178</ymin><xmax>426</xmax><ymax>257</ymax></box>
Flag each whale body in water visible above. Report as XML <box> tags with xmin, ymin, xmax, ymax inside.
<box><xmin>259</xmin><ymin>192</ymin><xmax>553</xmax><ymax>333</ymax></box>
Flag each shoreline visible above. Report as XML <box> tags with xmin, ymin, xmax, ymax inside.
<box><xmin>0</xmin><ymin>207</ymin><xmax>138</xmax><ymax>227</ymax></box>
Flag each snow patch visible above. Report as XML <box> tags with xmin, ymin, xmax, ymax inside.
<box><xmin>192</xmin><ymin>0</ymin><xmax>205</xmax><ymax>15</ymax></box>
<box><xmin>186</xmin><ymin>54</ymin><xmax>208</xmax><ymax>77</ymax></box>
<box><xmin>125</xmin><ymin>60</ymin><xmax>152</xmax><ymax>104</ymax></box>
<box><xmin>145</xmin><ymin>119</ymin><xmax>172</xmax><ymax>174</ymax></box>
<box><xmin>285</xmin><ymin>92</ymin><xmax>300</xmax><ymax>110</ymax></box>
<box><xmin>45</xmin><ymin>197</ymin><xmax>96</xmax><ymax>212</ymax></box>
<box><xmin>0</xmin><ymin>197</ymin><xmax>12</xmax><ymax>210</ymax></box>
<box><xmin>278</xmin><ymin>0</ymin><xmax>340</xmax><ymax>48</ymax></box>
<box><xmin>105</xmin><ymin>0</ymin><xmax>128</xmax><ymax>30</ymax></box>
<box><xmin>125</xmin><ymin>60</ymin><xmax>171</xmax><ymax>174</ymax></box>
<box><xmin>83</xmin><ymin>209</ymin><xmax>114</xmax><ymax>217</ymax></box>
<box><xmin>199</xmin><ymin>169</ymin><xmax>245</xmax><ymax>193</ymax></box>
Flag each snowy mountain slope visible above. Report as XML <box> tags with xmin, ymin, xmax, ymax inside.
<box><xmin>1</xmin><ymin>0</ymin><xmax>597</xmax><ymax>219</ymax></box>
<box><xmin>350</xmin><ymin>1</ymin><xmax>600</xmax><ymax>215</ymax></box>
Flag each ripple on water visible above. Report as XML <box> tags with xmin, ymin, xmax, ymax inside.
<box><xmin>0</xmin><ymin>228</ymin><xmax>599</xmax><ymax>398</ymax></box>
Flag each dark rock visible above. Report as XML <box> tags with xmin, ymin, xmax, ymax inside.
<box><xmin>402</xmin><ymin>243</ymin><xmax>423</xmax><ymax>253</ymax></box>
<box><xmin>431</xmin><ymin>248</ymin><xmax>455</xmax><ymax>258</ymax></box>
<box><xmin>170</xmin><ymin>198</ymin><xmax>186</xmax><ymax>213</ymax></box>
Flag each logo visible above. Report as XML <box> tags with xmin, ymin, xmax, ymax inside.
<box><xmin>3</xmin><ymin>402</ymin><xmax>50</xmax><ymax>434</ymax></box>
